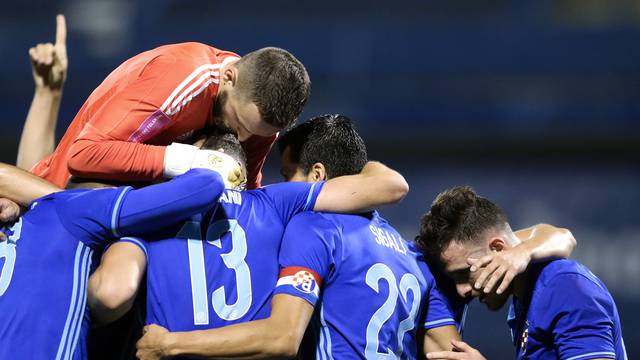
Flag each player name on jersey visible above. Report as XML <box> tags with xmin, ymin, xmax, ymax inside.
<box><xmin>369</xmin><ymin>224</ymin><xmax>408</xmax><ymax>255</ymax></box>
<box><xmin>219</xmin><ymin>190</ymin><xmax>242</xmax><ymax>205</ymax></box>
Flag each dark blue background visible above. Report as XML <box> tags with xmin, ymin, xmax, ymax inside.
<box><xmin>1</xmin><ymin>1</ymin><xmax>638</xmax><ymax>358</ymax></box>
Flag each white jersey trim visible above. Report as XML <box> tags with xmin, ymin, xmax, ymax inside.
<box><xmin>160</xmin><ymin>55</ymin><xmax>240</xmax><ymax>116</ymax></box>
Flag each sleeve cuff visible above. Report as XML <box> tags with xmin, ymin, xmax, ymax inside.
<box><xmin>274</xmin><ymin>285</ymin><xmax>318</xmax><ymax>307</ymax></box>
<box><xmin>303</xmin><ymin>181</ymin><xmax>326</xmax><ymax>211</ymax></box>
<box><xmin>102</xmin><ymin>237</ymin><xmax>148</xmax><ymax>260</ymax></box>
<box><xmin>110</xmin><ymin>186</ymin><xmax>133</xmax><ymax>237</ymax></box>
<box><xmin>424</xmin><ymin>318</ymin><xmax>457</xmax><ymax>330</ymax></box>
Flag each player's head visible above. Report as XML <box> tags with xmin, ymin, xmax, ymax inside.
<box><xmin>199</xmin><ymin>131</ymin><xmax>248</xmax><ymax>190</ymax></box>
<box><xmin>216</xmin><ymin>47</ymin><xmax>310</xmax><ymax>141</ymax></box>
<box><xmin>417</xmin><ymin>186</ymin><xmax>519</xmax><ymax>311</ymax></box>
<box><xmin>277</xmin><ymin>114</ymin><xmax>368</xmax><ymax>182</ymax></box>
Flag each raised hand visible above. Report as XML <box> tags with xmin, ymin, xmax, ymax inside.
<box><xmin>468</xmin><ymin>242</ymin><xmax>532</xmax><ymax>295</ymax></box>
<box><xmin>29</xmin><ymin>14</ymin><xmax>68</xmax><ymax>90</ymax></box>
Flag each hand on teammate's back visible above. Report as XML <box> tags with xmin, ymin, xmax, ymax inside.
<box><xmin>0</xmin><ymin>198</ymin><xmax>20</xmax><ymax>241</ymax></box>
<box><xmin>136</xmin><ymin>324</ymin><xmax>170</xmax><ymax>360</ymax></box>
<box><xmin>29</xmin><ymin>14</ymin><xmax>67</xmax><ymax>90</ymax></box>
<box><xmin>0</xmin><ymin>198</ymin><xmax>20</xmax><ymax>224</ymax></box>
<box><xmin>467</xmin><ymin>242</ymin><xmax>532</xmax><ymax>295</ymax></box>
<box><xmin>427</xmin><ymin>340</ymin><xmax>487</xmax><ymax>360</ymax></box>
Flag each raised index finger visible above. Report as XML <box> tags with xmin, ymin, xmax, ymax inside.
<box><xmin>55</xmin><ymin>14</ymin><xmax>67</xmax><ymax>47</ymax></box>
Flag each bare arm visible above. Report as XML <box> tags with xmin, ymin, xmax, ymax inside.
<box><xmin>136</xmin><ymin>294</ymin><xmax>313</xmax><ymax>359</ymax></box>
<box><xmin>514</xmin><ymin>223</ymin><xmax>576</xmax><ymax>262</ymax></box>
<box><xmin>422</xmin><ymin>325</ymin><xmax>461</xmax><ymax>354</ymax></box>
<box><xmin>0</xmin><ymin>162</ymin><xmax>62</xmax><ymax>206</ymax></box>
<box><xmin>88</xmin><ymin>241</ymin><xmax>147</xmax><ymax>326</ymax></box>
<box><xmin>17</xmin><ymin>15</ymin><xmax>68</xmax><ymax>170</ymax></box>
<box><xmin>314</xmin><ymin>161</ymin><xmax>409</xmax><ymax>213</ymax></box>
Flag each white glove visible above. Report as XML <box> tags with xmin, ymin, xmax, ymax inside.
<box><xmin>163</xmin><ymin>143</ymin><xmax>246</xmax><ymax>190</ymax></box>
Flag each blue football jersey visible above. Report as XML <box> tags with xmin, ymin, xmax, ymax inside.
<box><xmin>274</xmin><ymin>211</ymin><xmax>456</xmax><ymax>359</ymax></box>
<box><xmin>141</xmin><ymin>181</ymin><xmax>324</xmax><ymax>331</ymax></box>
<box><xmin>0</xmin><ymin>169</ymin><xmax>225</xmax><ymax>360</ymax></box>
<box><xmin>0</xmin><ymin>187</ymin><xmax>131</xmax><ymax>360</ymax></box>
<box><xmin>508</xmin><ymin>259</ymin><xmax>627</xmax><ymax>360</ymax></box>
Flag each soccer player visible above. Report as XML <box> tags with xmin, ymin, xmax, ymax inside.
<box><xmin>134</xmin><ymin>115</ymin><xmax>459</xmax><ymax>359</ymax></box>
<box><xmin>75</xmin><ymin>115</ymin><xmax>406</xmax><ymax>358</ymax></box>
<box><xmin>30</xmin><ymin>42</ymin><xmax>310</xmax><ymax>189</ymax></box>
<box><xmin>428</xmin><ymin>221</ymin><xmax>578</xmax><ymax>340</ymax></box>
<box><xmin>0</xmin><ymin>163</ymin><xmax>232</xmax><ymax>359</ymax></box>
<box><xmin>419</xmin><ymin>186</ymin><xmax>627</xmax><ymax>360</ymax></box>
<box><xmin>135</xmin><ymin>116</ymin><xmax>579</xmax><ymax>360</ymax></box>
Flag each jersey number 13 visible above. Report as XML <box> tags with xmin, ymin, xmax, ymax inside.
<box><xmin>179</xmin><ymin>219</ymin><xmax>252</xmax><ymax>325</ymax></box>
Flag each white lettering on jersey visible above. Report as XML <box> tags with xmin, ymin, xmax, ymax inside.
<box><xmin>219</xmin><ymin>190</ymin><xmax>242</xmax><ymax>205</ymax></box>
<box><xmin>369</xmin><ymin>225</ymin><xmax>407</xmax><ymax>255</ymax></box>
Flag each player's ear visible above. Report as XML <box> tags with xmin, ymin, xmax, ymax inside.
<box><xmin>220</xmin><ymin>64</ymin><xmax>238</xmax><ymax>87</ymax></box>
<box><xmin>489</xmin><ymin>237</ymin><xmax>506</xmax><ymax>252</ymax></box>
<box><xmin>307</xmin><ymin>163</ymin><xmax>327</xmax><ymax>183</ymax></box>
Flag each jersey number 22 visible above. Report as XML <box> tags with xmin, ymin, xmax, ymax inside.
<box><xmin>365</xmin><ymin>263</ymin><xmax>421</xmax><ymax>358</ymax></box>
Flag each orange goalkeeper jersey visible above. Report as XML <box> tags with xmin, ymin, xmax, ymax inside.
<box><xmin>32</xmin><ymin>42</ymin><xmax>275</xmax><ymax>189</ymax></box>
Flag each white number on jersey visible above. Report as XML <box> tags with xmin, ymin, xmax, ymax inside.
<box><xmin>182</xmin><ymin>219</ymin><xmax>252</xmax><ymax>325</ymax></box>
<box><xmin>364</xmin><ymin>263</ymin><xmax>421</xmax><ymax>359</ymax></box>
<box><xmin>0</xmin><ymin>219</ymin><xmax>23</xmax><ymax>296</ymax></box>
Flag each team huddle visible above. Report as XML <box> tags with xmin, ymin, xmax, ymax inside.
<box><xmin>0</xmin><ymin>15</ymin><xmax>627</xmax><ymax>360</ymax></box>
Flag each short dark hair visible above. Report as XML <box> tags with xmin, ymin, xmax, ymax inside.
<box><xmin>277</xmin><ymin>114</ymin><xmax>368</xmax><ymax>179</ymax></box>
<box><xmin>416</xmin><ymin>186</ymin><xmax>508</xmax><ymax>259</ymax></box>
<box><xmin>235</xmin><ymin>47</ymin><xmax>310</xmax><ymax>129</ymax></box>
<box><xmin>201</xmin><ymin>131</ymin><xmax>247</xmax><ymax>170</ymax></box>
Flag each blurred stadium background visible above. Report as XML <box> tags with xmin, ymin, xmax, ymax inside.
<box><xmin>1</xmin><ymin>0</ymin><xmax>638</xmax><ymax>358</ymax></box>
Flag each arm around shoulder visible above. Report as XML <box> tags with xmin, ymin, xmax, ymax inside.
<box><xmin>314</xmin><ymin>161</ymin><xmax>409</xmax><ymax>213</ymax></box>
<box><xmin>0</xmin><ymin>162</ymin><xmax>61</xmax><ymax>205</ymax></box>
<box><xmin>515</xmin><ymin>223</ymin><xmax>576</xmax><ymax>261</ymax></box>
<box><xmin>138</xmin><ymin>294</ymin><xmax>313</xmax><ymax>359</ymax></box>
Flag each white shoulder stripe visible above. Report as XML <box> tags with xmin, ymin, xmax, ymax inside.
<box><xmin>168</xmin><ymin>78</ymin><xmax>218</xmax><ymax>116</ymax></box>
<box><xmin>167</xmin><ymin>71</ymin><xmax>219</xmax><ymax>116</ymax></box>
<box><xmin>160</xmin><ymin>64</ymin><xmax>222</xmax><ymax>113</ymax></box>
<box><xmin>170</xmin><ymin>70</ymin><xmax>218</xmax><ymax>110</ymax></box>
<box><xmin>160</xmin><ymin>56</ymin><xmax>240</xmax><ymax>116</ymax></box>
<box><xmin>221</xmin><ymin>56</ymin><xmax>240</xmax><ymax>66</ymax></box>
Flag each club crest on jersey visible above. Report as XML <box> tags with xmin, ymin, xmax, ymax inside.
<box><xmin>292</xmin><ymin>271</ymin><xmax>318</xmax><ymax>294</ymax></box>
<box><xmin>520</xmin><ymin>321</ymin><xmax>529</xmax><ymax>353</ymax></box>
